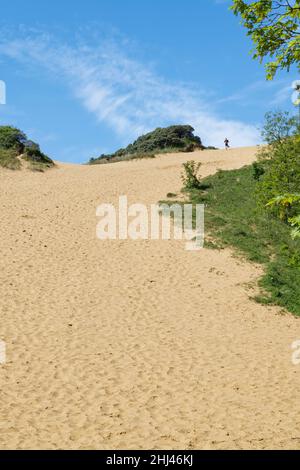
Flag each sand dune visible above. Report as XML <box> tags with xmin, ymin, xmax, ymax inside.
<box><xmin>0</xmin><ymin>146</ymin><xmax>300</xmax><ymax>449</ymax></box>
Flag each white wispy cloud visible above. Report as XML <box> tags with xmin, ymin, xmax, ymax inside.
<box><xmin>0</xmin><ymin>30</ymin><xmax>260</xmax><ymax>148</ymax></box>
<box><xmin>217</xmin><ymin>78</ymin><xmax>296</xmax><ymax>108</ymax></box>
<box><xmin>270</xmin><ymin>83</ymin><xmax>294</xmax><ymax>106</ymax></box>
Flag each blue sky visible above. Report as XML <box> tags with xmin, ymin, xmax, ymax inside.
<box><xmin>0</xmin><ymin>0</ymin><xmax>298</xmax><ymax>163</ymax></box>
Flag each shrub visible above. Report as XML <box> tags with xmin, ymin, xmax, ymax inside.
<box><xmin>252</xmin><ymin>161</ymin><xmax>265</xmax><ymax>181</ymax></box>
<box><xmin>266</xmin><ymin>194</ymin><xmax>300</xmax><ymax>242</ymax></box>
<box><xmin>266</xmin><ymin>194</ymin><xmax>300</xmax><ymax>222</ymax></box>
<box><xmin>261</xmin><ymin>111</ymin><xmax>298</xmax><ymax>145</ymax></box>
<box><xmin>257</xmin><ymin>111</ymin><xmax>300</xmax><ymax>245</ymax></box>
<box><xmin>256</xmin><ymin>112</ymin><xmax>300</xmax><ymax>207</ymax></box>
<box><xmin>24</xmin><ymin>145</ymin><xmax>54</xmax><ymax>166</ymax></box>
<box><xmin>0</xmin><ymin>126</ymin><xmax>27</xmax><ymax>153</ymax></box>
<box><xmin>0</xmin><ymin>126</ymin><xmax>54</xmax><ymax>170</ymax></box>
<box><xmin>181</xmin><ymin>160</ymin><xmax>202</xmax><ymax>191</ymax></box>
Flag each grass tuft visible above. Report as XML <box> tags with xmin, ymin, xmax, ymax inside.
<box><xmin>0</xmin><ymin>148</ymin><xmax>21</xmax><ymax>170</ymax></box>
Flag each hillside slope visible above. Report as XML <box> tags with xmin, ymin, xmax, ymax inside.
<box><xmin>0</xmin><ymin>146</ymin><xmax>300</xmax><ymax>450</ymax></box>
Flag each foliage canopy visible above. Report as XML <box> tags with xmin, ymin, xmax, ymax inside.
<box><xmin>231</xmin><ymin>0</ymin><xmax>300</xmax><ymax>79</ymax></box>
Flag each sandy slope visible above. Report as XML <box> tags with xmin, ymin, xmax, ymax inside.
<box><xmin>0</xmin><ymin>146</ymin><xmax>300</xmax><ymax>450</ymax></box>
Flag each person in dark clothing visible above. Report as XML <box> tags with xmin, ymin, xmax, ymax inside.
<box><xmin>224</xmin><ymin>138</ymin><xmax>230</xmax><ymax>150</ymax></box>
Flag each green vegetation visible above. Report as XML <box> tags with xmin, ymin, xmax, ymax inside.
<box><xmin>290</xmin><ymin>214</ymin><xmax>300</xmax><ymax>240</ymax></box>
<box><xmin>23</xmin><ymin>144</ymin><xmax>54</xmax><ymax>169</ymax></box>
<box><xmin>266</xmin><ymin>194</ymin><xmax>300</xmax><ymax>240</ymax></box>
<box><xmin>255</xmin><ymin>111</ymin><xmax>300</xmax><ymax>247</ymax></box>
<box><xmin>89</xmin><ymin>125</ymin><xmax>204</xmax><ymax>165</ymax></box>
<box><xmin>255</xmin><ymin>113</ymin><xmax>300</xmax><ymax>206</ymax></box>
<box><xmin>177</xmin><ymin>111</ymin><xmax>300</xmax><ymax>315</ymax></box>
<box><xmin>266</xmin><ymin>193</ymin><xmax>300</xmax><ymax>221</ymax></box>
<box><xmin>230</xmin><ymin>0</ymin><xmax>300</xmax><ymax>310</ymax></box>
<box><xmin>183</xmin><ymin>164</ymin><xmax>300</xmax><ymax>315</ymax></box>
<box><xmin>231</xmin><ymin>0</ymin><xmax>300</xmax><ymax>79</ymax></box>
<box><xmin>181</xmin><ymin>160</ymin><xmax>211</xmax><ymax>192</ymax></box>
<box><xmin>181</xmin><ymin>161</ymin><xmax>202</xmax><ymax>191</ymax></box>
<box><xmin>0</xmin><ymin>148</ymin><xmax>21</xmax><ymax>170</ymax></box>
<box><xmin>0</xmin><ymin>126</ymin><xmax>27</xmax><ymax>153</ymax></box>
<box><xmin>0</xmin><ymin>126</ymin><xmax>54</xmax><ymax>170</ymax></box>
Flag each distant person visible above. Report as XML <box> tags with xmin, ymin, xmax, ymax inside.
<box><xmin>224</xmin><ymin>138</ymin><xmax>230</xmax><ymax>150</ymax></box>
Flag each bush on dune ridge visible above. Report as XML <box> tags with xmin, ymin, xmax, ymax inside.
<box><xmin>0</xmin><ymin>126</ymin><xmax>54</xmax><ymax>171</ymax></box>
<box><xmin>89</xmin><ymin>125</ymin><xmax>205</xmax><ymax>165</ymax></box>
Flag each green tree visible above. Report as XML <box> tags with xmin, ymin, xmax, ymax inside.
<box><xmin>261</xmin><ymin>110</ymin><xmax>298</xmax><ymax>144</ymax></box>
<box><xmin>231</xmin><ymin>0</ymin><xmax>300</xmax><ymax>79</ymax></box>
<box><xmin>256</xmin><ymin>111</ymin><xmax>300</xmax><ymax>206</ymax></box>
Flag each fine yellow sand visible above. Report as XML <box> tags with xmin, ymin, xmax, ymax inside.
<box><xmin>1</xmin><ymin>146</ymin><xmax>300</xmax><ymax>450</ymax></box>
